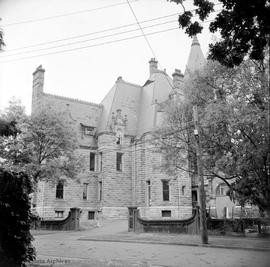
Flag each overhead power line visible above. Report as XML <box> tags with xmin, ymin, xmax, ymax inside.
<box><xmin>1</xmin><ymin>20</ymin><xmax>177</xmax><ymax>58</ymax></box>
<box><xmin>4</xmin><ymin>7</ymin><xmax>221</xmax><ymax>52</ymax></box>
<box><xmin>126</xmin><ymin>0</ymin><xmax>157</xmax><ymax>59</ymax></box>
<box><xmin>0</xmin><ymin>27</ymin><xmax>179</xmax><ymax>63</ymax></box>
<box><xmin>5</xmin><ymin>12</ymin><xmax>180</xmax><ymax>52</ymax></box>
<box><xmin>2</xmin><ymin>0</ymin><xmax>139</xmax><ymax>27</ymax></box>
<box><xmin>126</xmin><ymin>0</ymin><xmax>173</xmax><ymax>91</ymax></box>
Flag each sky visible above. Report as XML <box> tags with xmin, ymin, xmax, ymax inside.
<box><xmin>0</xmin><ymin>0</ymin><xmax>219</xmax><ymax>114</ymax></box>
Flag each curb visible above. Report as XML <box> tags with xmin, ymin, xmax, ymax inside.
<box><xmin>78</xmin><ymin>237</ymin><xmax>270</xmax><ymax>252</ymax></box>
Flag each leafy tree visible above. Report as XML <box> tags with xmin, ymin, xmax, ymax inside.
<box><xmin>0</xmin><ymin>169</ymin><xmax>36</xmax><ymax>267</ymax></box>
<box><xmin>156</xmin><ymin>59</ymin><xmax>270</xmax><ymax>216</ymax></box>
<box><xmin>168</xmin><ymin>0</ymin><xmax>270</xmax><ymax>67</ymax></box>
<box><xmin>0</xmin><ymin>100</ymin><xmax>36</xmax><ymax>266</ymax></box>
<box><xmin>0</xmin><ymin>103</ymin><xmax>85</xmax><ymax>184</ymax></box>
<box><xmin>2</xmin><ymin>97</ymin><xmax>27</xmax><ymax>122</ymax></box>
<box><xmin>0</xmin><ymin>98</ymin><xmax>27</xmax><ymax>137</ymax></box>
<box><xmin>0</xmin><ymin>25</ymin><xmax>5</xmax><ymax>50</ymax></box>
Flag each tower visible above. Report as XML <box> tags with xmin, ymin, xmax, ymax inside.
<box><xmin>185</xmin><ymin>36</ymin><xmax>206</xmax><ymax>76</ymax></box>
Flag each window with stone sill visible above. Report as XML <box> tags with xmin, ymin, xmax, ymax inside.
<box><xmin>88</xmin><ymin>211</ymin><xmax>95</xmax><ymax>220</ymax></box>
<box><xmin>146</xmin><ymin>180</ymin><xmax>151</xmax><ymax>206</ymax></box>
<box><xmin>98</xmin><ymin>181</ymin><xmax>102</xmax><ymax>201</ymax></box>
<box><xmin>55</xmin><ymin>210</ymin><xmax>64</xmax><ymax>218</ymax></box>
<box><xmin>162</xmin><ymin>210</ymin><xmax>171</xmax><ymax>217</ymax></box>
<box><xmin>89</xmin><ymin>152</ymin><xmax>96</xmax><ymax>171</ymax></box>
<box><xmin>56</xmin><ymin>181</ymin><xmax>64</xmax><ymax>199</ymax></box>
<box><xmin>80</xmin><ymin>124</ymin><xmax>95</xmax><ymax>136</ymax></box>
<box><xmin>116</xmin><ymin>130</ymin><xmax>123</xmax><ymax>145</ymax></box>
<box><xmin>116</xmin><ymin>152</ymin><xmax>123</xmax><ymax>171</ymax></box>
<box><xmin>82</xmin><ymin>183</ymin><xmax>88</xmax><ymax>200</ymax></box>
<box><xmin>162</xmin><ymin>180</ymin><xmax>170</xmax><ymax>201</ymax></box>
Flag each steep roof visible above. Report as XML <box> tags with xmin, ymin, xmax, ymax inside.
<box><xmin>98</xmin><ymin>77</ymin><xmax>142</xmax><ymax>135</ymax></box>
<box><xmin>185</xmin><ymin>36</ymin><xmax>206</xmax><ymax>75</ymax></box>
<box><xmin>136</xmin><ymin>70</ymin><xmax>173</xmax><ymax>135</ymax></box>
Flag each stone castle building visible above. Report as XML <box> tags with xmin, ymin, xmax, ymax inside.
<box><xmin>32</xmin><ymin>37</ymin><xmax>234</xmax><ymax>223</ymax></box>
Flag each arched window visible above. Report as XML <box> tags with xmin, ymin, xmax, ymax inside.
<box><xmin>56</xmin><ymin>181</ymin><xmax>64</xmax><ymax>199</ymax></box>
<box><xmin>216</xmin><ymin>183</ymin><xmax>228</xmax><ymax>197</ymax></box>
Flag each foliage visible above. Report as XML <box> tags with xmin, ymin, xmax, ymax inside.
<box><xmin>156</xmin><ymin>59</ymin><xmax>270</xmax><ymax>215</ymax></box>
<box><xmin>168</xmin><ymin>0</ymin><xmax>270</xmax><ymax>67</ymax></box>
<box><xmin>0</xmin><ymin>119</ymin><xmax>17</xmax><ymax>137</ymax></box>
<box><xmin>1</xmin><ymin>97</ymin><xmax>27</xmax><ymax>122</ymax></box>
<box><xmin>0</xmin><ymin>103</ymin><xmax>85</xmax><ymax>184</ymax></box>
<box><xmin>0</xmin><ymin>25</ymin><xmax>5</xmax><ymax>50</ymax></box>
<box><xmin>0</xmin><ymin>98</ymin><xmax>26</xmax><ymax>137</ymax></box>
<box><xmin>0</xmin><ymin>169</ymin><xmax>36</xmax><ymax>266</ymax></box>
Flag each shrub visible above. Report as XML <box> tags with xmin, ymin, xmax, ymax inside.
<box><xmin>0</xmin><ymin>168</ymin><xmax>36</xmax><ymax>266</ymax></box>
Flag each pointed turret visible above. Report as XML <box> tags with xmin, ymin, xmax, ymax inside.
<box><xmin>184</xmin><ymin>36</ymin><xmax>206</xmax><ymax>76</ymax></box>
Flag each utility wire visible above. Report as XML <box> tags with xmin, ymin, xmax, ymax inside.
<box><xmin>0</xmin><ymin>15</ymin><xmax>216</xmax><ymax>62</ymax></box>
<box><xmin>5</xmin><ymin>13</ymin><xmax>179</xmax><ymax>52</ymax></box>
<box><xmin>0</xmin><ymin>27</ymin><xmax>179</xmax><ymax>63</ymax></box>
<box><xmin>126</xmin><ymin>0</ymin><xmax>157</xmax><ymax>59</ymax></box>
<box><xmin>1</xmin><ymin>20</ymin><xmax>177</xmax><ymax>58</ymax></box>
<box><xmin>4</xmin><ymin>7</ymin><xmax>221</xmax><ymax>52</ymax></box>
<box><xmin>2</xmin><ymin>0</ymin><xmax>139</xmax><ymax>27</ymax></box>
<box><xmin>125</xmin><ymin>0</ymin><xmax>175</xmax><ymax>97</ymax></box>
<box><xmin>126</xmin><ymin>0</ymin><xmax>178</xmax><ymax>92</ymax></box>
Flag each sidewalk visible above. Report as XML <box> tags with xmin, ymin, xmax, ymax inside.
<box><xmin>78</xmin><ymin>230</ymin><xmax>270</xmax><ymax>252</ymax></box>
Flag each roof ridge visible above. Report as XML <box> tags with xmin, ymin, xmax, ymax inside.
<box><xmin>118</xmin><ymin>79</ymin><xmax>142</xmax><ymax>88</ymax></box>
<box><xmin>43</xmin><ymin>92</ymin><xmax>102</xmax><ymax>107</ymax></box>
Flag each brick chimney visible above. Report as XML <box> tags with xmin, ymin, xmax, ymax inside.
<box><xmin>149</xmin><ymin>58</ymin><xmax>158</xmax><ymax>75</ymax></box>
<box><xmin>172</xmin><ymin>69</ymin><xmax>184</xmax><ymax>89</ymax></box>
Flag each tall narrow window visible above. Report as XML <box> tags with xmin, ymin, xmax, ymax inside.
<box><xmin>99</xmin><ymin>152</ymin><xmax>103</xmax><ymax>171</ymax></box>
<box><xmin>98</xmin><ymin>181</ymin><xmax>102</xmax><ymax>201</ymax></box>
<box><xmin>83</xmin><ymin>183</ymin><xmax>88</xmax><ymax>200</ymax></box>
<box><xmin>116</xmin><ymin>152</ymin><xmax>123</xmax><ymax>171</ymax></box>
<box><xmin>116</xmin><ymin>131</ymin><xmax>123</xmax><ymax>145</ymax></box>
<box><xmin>162</xmin><ymin>180</ymin><xmax>169</xmax><ymax>201</ymax></box>
<box><xmin>146</xmin><ymin>180</ymin><xmax>151</xmax><ymax>206</ymax></box>
<box><xmin>90</xmin><ymin>152</ymin><xmax>95</xmax><ymax>171</ymax></box>
<box><xmin>56</xmin><ymin>181</ymin><xmax>64</xmax><ymax>199</ymax></box>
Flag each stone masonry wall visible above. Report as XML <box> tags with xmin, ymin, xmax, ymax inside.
<box><xmin>134</xmin><ymin>134</ymin><xmax>192</xmax><ymax>219</ymax></box>
<box><xmin>97</xmin><ymin>132</ymin><xmax>132</xmax><ymax>218</ymax></box>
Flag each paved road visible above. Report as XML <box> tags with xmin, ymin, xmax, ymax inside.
<box><xmin>32</xmin><ymin>220</ymin><xmax>270</xmax><ymax>267</ymax></box>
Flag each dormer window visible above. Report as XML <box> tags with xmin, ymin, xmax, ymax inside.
<box><xmin>80</xmin><ymin>123</ymin><xmax>95</xmax><ymax>136</ymax></box>
<box><xmin>84</xmin><ymin>127</ymin><xmax>93</xmax><ymax>135</ymax></box>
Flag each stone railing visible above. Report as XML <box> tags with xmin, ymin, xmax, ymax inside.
<box><xmin>128</xmin><ymin>207</ymin><xmax>199</xmax><ymax>234</ymax></box>
<box><xmin>33</xmin><ymin>208</ymin><xmax>81</xmax><ymax>231</ymax></box>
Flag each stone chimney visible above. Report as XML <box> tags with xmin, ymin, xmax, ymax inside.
<box><xmin>172</xmin><ymin>69</ymin><xmax>184</xmax><ymax>89</ymax></box>
<box><xmin>32</xmin><ymin>65</ymin><xmax>45</xmax><ymax>95</ymax></box>
<box><xmin>32</xmin><ymin>65</ymin><xmax>45</xmax><ymax>115</ymax></box>
<box><xmin>149</xmin><ymin>58</ymin><xmax>158</xmax><ymax>75</ymax></box>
